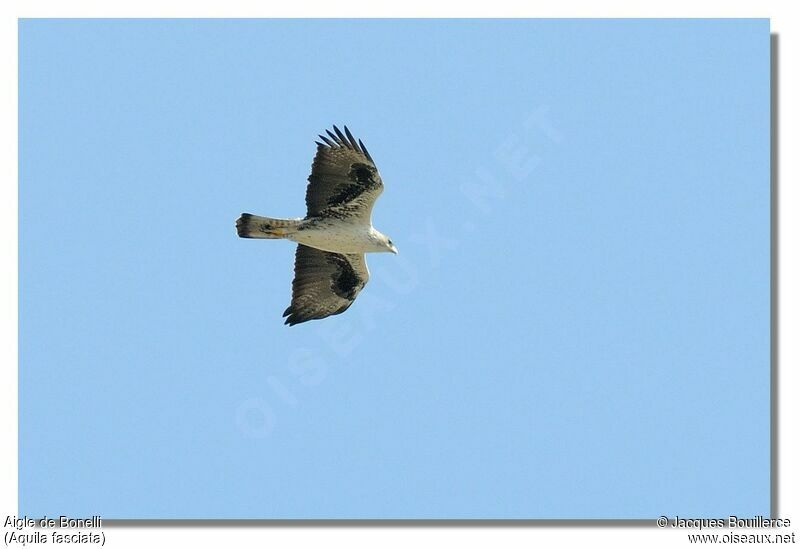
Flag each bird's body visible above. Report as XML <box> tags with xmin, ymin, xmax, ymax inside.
<box><xmin>243</xmin><ymin>214</ymin><xmax>389</xmax><ymax>254</ymax></box>
<box><xmin>236</xmin><ymin>126</ymin><xmax>396</xmax><ymax>326</ymax></box>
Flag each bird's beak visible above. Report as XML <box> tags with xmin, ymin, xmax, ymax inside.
<box><xmin>390</xmin><ymin>245</ymin><xmax>398</xmax><ymax>255</ymax></box>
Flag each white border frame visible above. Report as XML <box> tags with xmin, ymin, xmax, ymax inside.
<box><xmin>4</xmin><ymin>2</ymin><xmax>797</xmax><ymax>548</ymax></box>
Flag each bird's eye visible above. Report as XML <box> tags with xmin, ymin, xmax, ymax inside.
<box><xmin>388</xmin><ymin>240</ymin><xmax>393</xmax><ymax>245</ymax></box>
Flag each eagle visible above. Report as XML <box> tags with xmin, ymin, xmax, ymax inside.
<box><xmin>236</xmin><ymin>125</ymin><xmax>397</xmax><ymax>326</ymax></box>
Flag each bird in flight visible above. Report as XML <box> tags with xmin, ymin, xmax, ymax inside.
<box><xmin>236</xmin><ymin>125</ymin><xmax>397</xmax><ymax>326</ymax></box>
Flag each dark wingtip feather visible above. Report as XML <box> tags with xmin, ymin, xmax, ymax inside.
<box><xmin>326</xmin><ymin>129</ymin><xmax>341</xmax><ymax>145</ymax></box>
<box><xmin>358</xmin><ymin>139</ymin><xmax>374</xmax><ymax>162</ymax></box>
<box><xmin>285</xmin><ymin>315</ymin><xmax>304</xmax><ymax>326</ymax></box>
<box><xmin>343</xmin><ymin>126</ymin><xmax>360</xmax><ymax>151</ymax></box>
<box><xmin>332</xmin><ymin>125</ymin><xmax>350</xmax><ymax>149</ymax></box>
<box><xmin>319</xmin><ymin>126</ymin><xmax>373</xmax><ymax>161</ymax></box>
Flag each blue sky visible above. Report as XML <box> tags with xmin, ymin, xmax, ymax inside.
<box><xmin>19</xmin><ymin>19</ymin><xmax>770</xmax><ymax>519</ymax></box>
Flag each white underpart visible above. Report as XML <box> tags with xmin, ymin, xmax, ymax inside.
<box><xmin>288</xmin><ymin>218</ymin><xmax>386</xmax><ymax>254</ymax></box>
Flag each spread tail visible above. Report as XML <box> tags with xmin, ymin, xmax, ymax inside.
<box><xmin>236</xmin><ymin>213</ymin><xmax>301</xmax><ymax>239</ymax></box>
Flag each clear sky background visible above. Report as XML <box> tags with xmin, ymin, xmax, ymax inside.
<box><xmin>19</xmin><ymin>19</ymin><xmax>770</xmax><ymax>519</ymax></box>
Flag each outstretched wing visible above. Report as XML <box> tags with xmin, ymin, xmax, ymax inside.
<box><xmin>306</xmin><ymin>125</ymin><xmax>383</xmax><ymax>222</ymax></box>
<box><xmin>283</xmin><ymin>244</ymin><xmax>370</xmax><ymax>326</ymax></box>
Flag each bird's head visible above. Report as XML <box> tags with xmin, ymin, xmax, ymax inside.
<box><xmin>366</xmin><ymin>226</ymin><xmax>398</xmax><ymax>254</ymax></box>
<box><xmin>371</xmin><ymin>230</ymin><xmax>398</xmax><ymax>254</ymax></box>
<box><xmin>383</xmin><ymin>236</ymin><xmax>398</xmax><ymax>255</ymax></box>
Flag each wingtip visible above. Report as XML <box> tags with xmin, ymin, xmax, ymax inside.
<box><xmin>318</xmin><ymin>134</ymin><xmax>335</xmax><ymax>147</ymax></box>
<box><xmin>343</xmin><ymin>126</ymin><xmax>359</xmax><ymax>151</ymax></box>
<box><xmin>283</xmin><ymin>306</ymin><xmax>299</xmax><ymax>325</ymax></box>
<box><xmin>358</xmin><ymin>139</ymin><xmax>373</xmax><ymax>162</ymax></box>
<box><xmin>332</xmin><ymin>125</ymin><xmax>349</xmax><ymax>148</ymax></box>
<box><xmin>325</xmin><ymin>128</ymin><xmax>340</xmax><ymax>145</ymax></box>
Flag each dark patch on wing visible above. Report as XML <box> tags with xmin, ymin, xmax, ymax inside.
<box><xmin>327</xmin><ymin>254</ymin><xmax>363</xmax><ymax>300</ymax></box>
<box><xmin>325</xmin><ymin>163</ymin><xmax>379</xmax><ymax>207</ymax></box>
<box><xmin>350</xmin><ymin>163</ymin><xmax>375</xmax><ymax>183</ymax></box>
